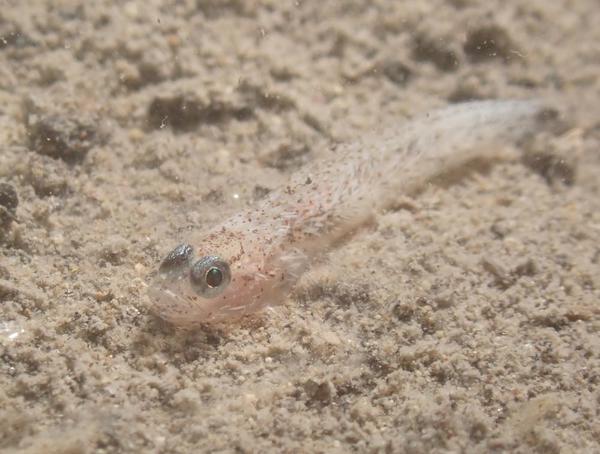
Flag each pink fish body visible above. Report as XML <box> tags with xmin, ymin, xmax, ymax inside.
<box><xmin>148</xmin><ymin>100</ymin><xmax>542</xmax><ymax>325</ymax></box>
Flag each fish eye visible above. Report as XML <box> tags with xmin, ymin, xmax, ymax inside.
<box><xmin>205</xmin><ymin>267</ymin><xmax>223</xmax><ymax>288</ymax></box>
<box><xmin>190</xmin><ymin>256</ymin><xmax>231</xmax><ymax>298</ymax></box>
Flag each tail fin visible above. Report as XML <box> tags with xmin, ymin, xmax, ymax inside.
<box><xmin>377</xmin><ymin>100</ymin><xmax>545</xmax><ymax>197</ymax></box>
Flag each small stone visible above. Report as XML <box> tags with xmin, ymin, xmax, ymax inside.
<box><xmin>99</xmin><ymin>235</ymin><xmax>129</xmax><ymax>266</ymax></box>
<box><xmin>513</xmin><ymin>258</ymin><xmax>537</xmax><ymax>277</ymax></box>
<box><xmin>147</xmin><ymin>94</ymin><xmax>252</xmax><ymax>131</ymax></box>
<box><xmin>490</xmin><ymin>220</ymin><xmax>514</xmax><ymax>239</ymax></box>
<box><xmin>434</xmin><ymin>290</ymin><xmax>454</xmax><ymax>309</ymax></box>
<box><xmin>24</xmin><ymin>155</ymin><xmax>70</xmax><ymax>197</ymax></box>
<box><xmin>381</xmin><ymin>60</ymin><xmax>412</xmax><ymax>86</ymax></box>
<box><xmin>0</xmin><ymin>21</ymin><xmax>33</xmax><ymax>49</ymax></box>
<box><xmin>128</xmin><ymin>128</ymin><xmax>145</xmax><ymax>142</ymax></box>
<box><xmin>202</xmin><ymin>189</ymin><xmax>224</xmax><ymax>204</ymax></box>
<box><xmin>464</xmin><ymin>25</ymin><xmax>516</xmax><ymax>63</ymax></box>
<box><xmin>253</xmin><ymin>185</ymin><xmax>271</xmax><ymax>201</ymax></box>
<box><xmin>413</xmin><ymin>34</ymin><xmax>460</xmax><ymax>72</ymax></box>
<box><xmin>391</xmin><ymin>301</ymin><xmax>416</xmax><ymax>321</ymax></box>
<box><xmin>481</xmin><ymin>257</ymin><xmax>515</xmax><ymax>289</ymax></box>
<box><xmin>27</xmin><ymin>113</ymin><xmax>102</xmax><ymax>163</ymax></box>
<box><xmin>522</xmin><ymin>129</ymin><xmax>581</xmax><ymax>186</ymax></box>
<box><xmin>260</xmin><ymin>142</ymin><xmax>310</xmax><ymax>171</ymax></box>
<box><xmin>0</xmin><ymin>183</ymin><xmax>18</xmax><ymax>214</ymax></box>
<box><xmin>303</xmin><ymin>379</ymin><xmax>335</xmax><ymax>404</ymax></box>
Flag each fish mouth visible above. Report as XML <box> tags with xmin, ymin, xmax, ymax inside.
<box><xmin>147</xmin><ymin>273</ymin><xmax>183</xmax><ymax>313</ymax></box>
<box><xmin>147</xmin><ymin>272</ymin><xmax>252</xmax><ymax>324</ymax></box>
<box><xmin>145</xmin><ymin>243</ymin><xmax>200</xmax><ymax>323</ymax></box>
<box><xmin>146</xmin><ymin>243</ymin><xmax>260</xmax><ymax>324</ymax></box>
<box><xmin>146</xmin><ymin>255</ymin><xmax>197</xmax><ymax>321</ymax></box>
<box><xmin>147</xmin><ymin>266</ymin><xmax>228</xmax><ymax>325</ymax></box>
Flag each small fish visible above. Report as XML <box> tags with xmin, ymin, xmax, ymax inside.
<box><xmin>148</xmin><ymin>100</ymin><xmax>544</xmax><ymax>325</ymax></box>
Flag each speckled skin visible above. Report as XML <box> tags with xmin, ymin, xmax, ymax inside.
<box><xmin>148</xmin><ymin>100</ymin><xmax>543</xmax><ymax>325</ymax></box>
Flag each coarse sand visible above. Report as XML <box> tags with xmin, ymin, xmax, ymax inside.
<box><xmin>0</xmin><ymin>1</ymin><xmax>599</xmax><ymax>452</ymax></box>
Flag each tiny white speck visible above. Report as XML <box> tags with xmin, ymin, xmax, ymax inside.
<box><xmin>232</xmin><ymin>193</ymin><xmax>240</xmax><ymax>200</ymax></box>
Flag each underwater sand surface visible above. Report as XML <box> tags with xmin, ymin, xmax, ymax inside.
<box><xmin>1</xmin><ymin>1</ymin><xmax>599</xmax><ymax>452</ymax></box>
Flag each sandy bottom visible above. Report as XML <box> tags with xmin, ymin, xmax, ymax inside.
<box><xmin>1</xmin><ymin>1</ymin><xmax>599</xmax><ymax>452</ymax></box>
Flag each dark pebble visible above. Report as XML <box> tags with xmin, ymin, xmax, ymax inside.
<box><xmin>412</xmin><ymin>34</ymin><xmax>460</xmax><ymax>72</ymax></box>
<box><xmin>0</xmin><ymin>183</ymin><xmax>18</xmax><ymax>213</ymax></box>
<box><xmin>0</xmin><ymin>183</ymin><xmax>18</xmax><ymax>229</ymax></box>
<box><xmin>147</xmin><ymin>94</ymin><xmax>252</xmax><ymax>131</ymax></box>
<box><xmin>381</xmin><ymin>60</ymin><xmax>413</xmax><ymax>86</ymax></box>
<box><xmin>303</xmin><ymin>379</ymin><xmax>335</xmax><ymax>404</ymax></box>
<box><xmin>463</xmin><ymin>25</ymin><xmax>516</xmax><ymax>63</ymax></box>
<box><xmin>27</xmin><ymin>115</ymin><xmax>101</xmax><ymax>163</ymax></box>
